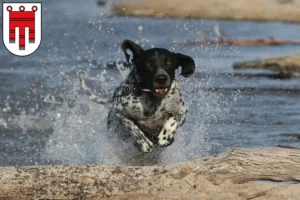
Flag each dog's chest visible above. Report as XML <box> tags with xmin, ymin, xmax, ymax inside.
<box><xmin>136</xmin><ymin>87</ymin><xmax>184</xmax><ymax>135</ymax></box>
<box><xmin>113</xmin><ymin>80</ymin><xmax>184</xmax><ymax>136</ymax></box>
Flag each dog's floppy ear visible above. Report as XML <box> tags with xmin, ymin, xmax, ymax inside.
<box><xmin>175</xmin><ymin>53</ymin><xmax>195</xmax><ymax>78</ymax></box>
<box><xmin>121</xmin><ymin>40</ymin><xmax>144</xmax><ymax>63</ymax></box>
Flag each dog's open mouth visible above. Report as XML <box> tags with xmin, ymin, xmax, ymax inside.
<box><xmin>154</xmin><ymin>88</ymin><xmax>168</xmax><ymax>93</ymax></box>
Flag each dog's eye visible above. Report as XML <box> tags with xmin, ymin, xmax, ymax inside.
<box><xmin>145</xmin><ymin>63</ymin><xmax>151</xmax><ymax>67</ymax></box>
<box><xmin>167</xmin><ymin>61</ymin><xmax>172</xmax><ymax>67</ymax></box>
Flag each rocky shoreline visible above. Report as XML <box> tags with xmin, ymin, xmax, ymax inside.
<box><xmin>233</xmin><ymin>54</ymin><xmax>300</xmax><ymax>79</ymax></box>
<box><xmin>112</xmin><ymin>0</ymin><xmax>300</xmax><ymax>23</ymax></box>
<box><xmin>1</xmin><ymin>147</ymin><xmax>300</xmax><ymax>200</ymax></box>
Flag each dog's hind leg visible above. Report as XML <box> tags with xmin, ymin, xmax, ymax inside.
<box><xmin>77</xmin><ymin>71</ymin><xmax>109</xmax><ymax>105</ymax></box>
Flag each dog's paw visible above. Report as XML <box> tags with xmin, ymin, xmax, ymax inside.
<box><xmin>158</xmin><ymin>117</ymin><xmax>177</xmax><ymax>147</ymax></box>
<box><xmin>158</xmin><ymin>133</ymin><xmax>175</xmax><ymax>147</ymax></box>
<box><xmin>136</xmin><ymin>138</ymin><xmax>153</xmax><ymax>153</ymax></box>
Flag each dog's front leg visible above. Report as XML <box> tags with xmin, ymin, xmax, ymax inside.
<box><xmin>116</xmin><ymin>113</ymin><xmax>153</xmax><ymax>152</ymax></box>
<box><xmin>157</xmin><ymin>107</ymin><xmax>187</xmax><ymax>147</ymax></box>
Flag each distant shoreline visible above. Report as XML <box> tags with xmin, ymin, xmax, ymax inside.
<box><xmin>112</xmin><ymin>0</ymin><xmax>300</xmax><ymax>23</ymax></box>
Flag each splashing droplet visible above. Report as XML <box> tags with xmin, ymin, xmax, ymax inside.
<box><xmin>138</xmin><ymin>25</ymin><xmax>143</xmax><ymax>31</ymax></box>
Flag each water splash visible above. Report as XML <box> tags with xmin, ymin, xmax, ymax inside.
<box><xmin>0</xmin><ymin>39</ymin><xmax>237</xmax><ymax>166</ymax></box>
<box><xmin>41</xmin><ymin>57</ymin><xmax>235</xmax><ymax>165</ymax></box>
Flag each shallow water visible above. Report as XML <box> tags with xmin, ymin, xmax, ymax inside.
<box><xmin>0</xmin><ymin>0</ymin><xmax>300</xmax><ymax>166</ymax></box>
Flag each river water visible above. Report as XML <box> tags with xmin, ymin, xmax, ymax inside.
<box><xmin>0</xmin><ymin>0</ymin><xmax>300</xmax><ymax>166</ymax></box>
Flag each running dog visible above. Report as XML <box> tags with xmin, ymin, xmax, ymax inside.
<box><xmin>78</xmin><ymin>40</ymin><xmax>195</xmax><ymax>152</ymax></box>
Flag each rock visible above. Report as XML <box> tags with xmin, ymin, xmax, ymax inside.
<box><xmin>280</xmin><ymin>133</ymin><xmax>300</xmax><ymax>139</ymax></box>
<box><xmin>233</xmin><ymin>55</ymin><xmax>300</xmax><ymax>79</ymax></box>
<box><xmin>277</xmin><ymin>145</ymin><xmax>300</xmax><ymax>149</ymax></box>
<box><xmin>112</xmin><ymin>0</ymin><xmax>300</xmax><ymax>23</ymax></box>
<box><xmin>171</xmin><ymin>165</ymin><xmax>192</xmax><ymax>179</ymax></box>
<box><xmin>0</xmin><ymin>147</ymin><xmax>300</xmax><ymax>199</ymax></box>
<box><xmin>97</xmin><ymin>0</ymin><xmax>106</xmax><ymax>7</ymax></box>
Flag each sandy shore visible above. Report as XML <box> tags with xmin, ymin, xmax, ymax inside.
<box><xmin>112</xmin><ymin>0</ymin><xmax>300</xmax><ymax>23</ymax></box>
<box><xmin>1</xmin><ymin>147</ymin><xmax>300</xmax><ymax>199</ymax></box>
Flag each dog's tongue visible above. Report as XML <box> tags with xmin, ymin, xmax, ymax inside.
<box><xmin>155</xmin><ymin>88</ymin><xmax>168</xmax><ymax>93</ymax></box>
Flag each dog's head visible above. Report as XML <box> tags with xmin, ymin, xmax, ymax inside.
<box><xmin>121</xmin><ymin>40</ymin><xmax>195</xmax><ymax>97</ymax></box>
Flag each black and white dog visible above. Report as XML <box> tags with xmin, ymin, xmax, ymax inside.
<box><xmin>78</xmin><ymin>40</ymin><xmax>195</xmax><ymax>153</ymax></box>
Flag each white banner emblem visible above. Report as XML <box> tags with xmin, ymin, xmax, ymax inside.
<box><xmin>2</xmin><ymin>3</ymin><xmax>42</xmax><ymax>56</ymax></box>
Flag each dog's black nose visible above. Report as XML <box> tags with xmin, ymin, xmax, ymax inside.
<box><xmin>155</xmin><ymin>74</ymin><xmax>168</xmax><ymax>84</ymax></box>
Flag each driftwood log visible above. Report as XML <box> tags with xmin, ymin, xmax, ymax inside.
<box><xmin>0</xmin><ymin>147</ymin><xmax>300</xmax><ymax>200</ymax></box>
<box><xmin>233</xmin><ymin>54</ymin><xmax>300</xmax><ymax>78</ymax></box>
<box><xmin>186</xmin><ymin>36</ymin><xmax>300</xmax><ymax>46</ymax></box>
<box><xmin>185</xmin><ymin>24</ymin><xmax>300</xmax><ymax>46</ymax></box>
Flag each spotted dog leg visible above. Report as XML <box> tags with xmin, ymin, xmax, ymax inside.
<box><xmin>77</xmin><ymin>71</ymin><xmax>109</xmax><ymax>105</ymax></box>
<box><xmin>158</xmin><ymin>105</ymin><xmax>187</xmax><ymax>147</ymax></box>
<box><xmin>116</xmin><ymin>113</ymin><xmax>153</xmax><ymax>152</ymax></box>
<box><xmin>157</xmin><ymin>117</ymin><xmax>178</xmax><ymax>147</ymax></box>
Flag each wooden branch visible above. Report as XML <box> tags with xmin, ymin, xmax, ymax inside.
<box><xmin>188</xmin><ymin>25</ymin><xmax>300</xmax><ymax>46</ymax></box>
<box><xmin>214</xmin><ymin>24</ymin><xmax>223</xmax><ymax>40</ymax></box>
<box><xmin>195</xmin><ymin>30</ymin><xmax>209</xmax><ymax>43</ymax></box>
<box><xmin>0</xmin><ymin>147</ymin><xmax>299</xmax><ymax>199</ymax></box>
<box><xmin>186</xmin><ymin>37</ymin><xmax>300</xmax><ymax>46</ymax></box>
<box><xmin>214</xmin><ymin>23</ymin><xmax>230</xmax><ymax>41</ymax></box>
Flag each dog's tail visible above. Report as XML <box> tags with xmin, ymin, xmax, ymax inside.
<box><xmin>77</xmin><ymin>71</ymin><xmax>110</xmax><ymax>105</ymax></box>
